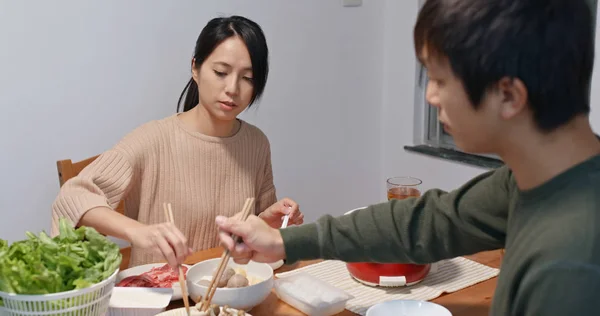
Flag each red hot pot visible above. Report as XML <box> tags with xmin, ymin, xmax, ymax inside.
<box><xmin>344</xmin><ymin>207</ymin><xmax>431</xmax><ymax>287</ymax></box>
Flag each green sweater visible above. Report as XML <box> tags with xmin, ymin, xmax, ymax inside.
<box><xmin>280</xmin><ymin>155</ymin><xmax>600</xmax><ymax>316</ymax></box>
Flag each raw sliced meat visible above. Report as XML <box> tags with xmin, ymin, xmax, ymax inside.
<box><xmin>116</xmin><ymin>264</ymin><xmax>188</xmax><ymax>288</ymax></box>
<box><xmin>116</xmin><ymin>274</ymin><xmax>155</xmax><ymax>287</ymax></box>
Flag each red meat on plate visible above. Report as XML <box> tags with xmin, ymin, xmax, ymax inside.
<box><xmin>116</xmin><ymin>264</ymin><xmax>188</xmax><ymax>288</ymax></box>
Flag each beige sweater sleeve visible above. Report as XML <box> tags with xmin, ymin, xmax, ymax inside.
<box><xmin>255</xmin><ymin>140</ymin><xmax>277</xmax><ymax>215</ymax></box>
<box><xmin>51</xmin><ymin>150</ymin><xmax>135</xmax><ymax>236</ymax></box>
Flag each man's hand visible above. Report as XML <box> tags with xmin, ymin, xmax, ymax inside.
<box><xmin>216</xmin><ymin>214</ymin><xmax>286</xmax><ymax>264</ymax></box>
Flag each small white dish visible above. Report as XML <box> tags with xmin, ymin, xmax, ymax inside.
<box><xmin>108</xmin><ymin>287</ymin><xmax>173</xmax><ymax>316</ymax></box>
<box><xmin>116</xmin><ymin>263</ymin><xmax>191</xmax><ymax>301</ymax></box>
<box><xmin>366</xmin><ymin>300</ymin><xmax>452</xmax><ymax>316</ymax></box>
<box><xmin>267</xmin><ymin>259</ymin><xmax>284</xmax><ymax>270</ymax></box>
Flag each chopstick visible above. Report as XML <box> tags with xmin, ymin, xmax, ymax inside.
<box><xmin>163</xmin><ymin>203</ymin><xmax>191</xmax><ymax>316</ymax></box>
<box><xmin>199</xmin><ymin>197</ymin><xmax>255</xmax><ymax>312</ymax></box>
<box><xmin>281</xmin><ymin>208</ymin><xmax>290</xmax><ymax>229</ymax></box>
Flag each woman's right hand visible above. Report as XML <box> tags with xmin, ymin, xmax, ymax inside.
<box><xmin>125</xmin><ymin>223</ymin><xmax>192</xmax><ymax>269</ymax></box>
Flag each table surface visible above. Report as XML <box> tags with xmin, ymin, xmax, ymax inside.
<box><xmin>168</xmin><ymin>248</ymin><xmax>503</xmax><ymax>316</ymax></box>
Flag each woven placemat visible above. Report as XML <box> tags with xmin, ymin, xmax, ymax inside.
<box><xmin>276</xmin><ymin>257</ymin><xmax>499</xmax><ymax>315</ymax></box>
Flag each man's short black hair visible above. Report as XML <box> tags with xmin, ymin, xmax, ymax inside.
<box><xmin>414</xmin><ymin>0</ymin><xmax>595</xmax><ymax>132</ymax></box>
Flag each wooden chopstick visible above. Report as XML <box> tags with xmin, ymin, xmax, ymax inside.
<box><xmin>200</xmin><ymin>199</ymin><xmax>252</xmax><ymax>311</ymax></box>
<box><xmin>200</xmin><ymin>197</ymin><xmax>255</xmax><ymax>311</ymax></box>
<box><xmin>163</xmin><ymin>203</ymin><xmax>191</xmax><ymax>316</ymax></box>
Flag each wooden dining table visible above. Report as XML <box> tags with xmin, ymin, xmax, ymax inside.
<box><xmin>167</xmin><ymin>248</ymin><xmax>503</xmax><ymax>315</ymax></box>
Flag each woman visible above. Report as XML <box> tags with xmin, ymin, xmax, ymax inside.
<box><xmin>51</xmin><ymin>15</ymin><xmax>303</xmax><ymax>269</ymax></box>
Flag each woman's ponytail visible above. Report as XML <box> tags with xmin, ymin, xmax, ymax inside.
<box><xmin>176</xmin><ymin>78</ymin><xmax>199</xmax><ymax>112</ymax></box>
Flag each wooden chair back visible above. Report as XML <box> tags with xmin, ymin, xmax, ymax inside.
<box><xmin>56</xmin><ymin>155</ymin><xmax>131</xmax><ymax>270</ymax></box>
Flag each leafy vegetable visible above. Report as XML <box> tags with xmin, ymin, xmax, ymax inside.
<box><xmin>0</xmin><ymin>218</ymin><xmax>121</xmax><ymax>307</ymax></box>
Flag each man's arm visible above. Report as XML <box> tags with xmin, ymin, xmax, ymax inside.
<box><xmin>281</xmin><ymin>166</ymin><xmax>513</xmax><ymax>264</ymax></box>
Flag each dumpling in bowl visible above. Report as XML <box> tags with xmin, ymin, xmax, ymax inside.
<box><xmin>218</xmin><ymin>267</ymin><xmax>236</xmax><ymax>288</ymax></box>
<box><xmin>226</xmin><ymin>274</ymin><xmax>249</xmax><ymax>288</ymax></box>
<box><xmin>196</xmin><ymin>279</ymin><xmax>211</xmax><ymax>287</ymax></box>
<box><xmin>246</xmin><ymin>275</ymin><xmax>263</xmax><ymax>286</ymax></box>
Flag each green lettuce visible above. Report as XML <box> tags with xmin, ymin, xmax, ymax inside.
<box><xmin>0</xmin><ymin>218</ymin><xmax>121</xmax><ymax>308</ymax></box>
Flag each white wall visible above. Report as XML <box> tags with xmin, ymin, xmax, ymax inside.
<box><xmin>1</xmin><ymin>0</ymin><xmax>599</xmax><ymax>243</ymax></box>
<box><xmin>0</xmin><ymin>0</ymin><xmax>385</xmax><ymax>242</ymax></box>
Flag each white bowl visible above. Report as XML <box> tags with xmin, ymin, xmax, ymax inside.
<box><xmin>366</xmin><ymin>300</ymin><xmax>452</xmax><ymax>316</ymax></box>
<box><xmin>186</xmin><ymin>258</ymin><xmax>274</xmax><ymax>311</ymax></box>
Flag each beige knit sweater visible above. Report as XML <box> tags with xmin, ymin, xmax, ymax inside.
<box><xmin>51</xmin><ymin>114</ymin><xmax>277</xmax><ymax>267</ymax></box>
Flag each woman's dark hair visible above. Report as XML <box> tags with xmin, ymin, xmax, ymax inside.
<box><xmin>414</xmin><ymin>0</ymin><xmax>595</xmax><ymax>132</ymax></box>
<box><xmin>177</xmin><ymin>15</ymin><xmax>269</xmax><ymax>112</ymax></box>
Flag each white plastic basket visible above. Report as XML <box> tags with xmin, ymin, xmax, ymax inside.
<box><xmin>0</xmin><ymin>269</ymin><xmax>119</xmax><ymax>316</ymax></box>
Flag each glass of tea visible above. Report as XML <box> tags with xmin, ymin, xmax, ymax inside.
<box><xmin>387</xmin><ymin>176</ymin><xmax>422</xmax><ymax>200</ymax></box>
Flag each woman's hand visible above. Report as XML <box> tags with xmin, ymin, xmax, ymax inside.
<box><xmin>258</xmin><ymin>197</ymin><xmax>304</xmax><ymax>228</ymax></box>
<box><xmin>125</xmin><ymin>223</ymin><xmax>192</xmax><ymax>269</ymax></box>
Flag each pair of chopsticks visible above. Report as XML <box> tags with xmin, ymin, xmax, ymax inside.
<box><xmin>163</xmin><ymin>203</ymin><xmax>191</xmax><ymax>316</ymax></box>
<box><xmin>199</xmin><ymin>197</ymin><xmax>255</xmax><ymax>312</ymax></box>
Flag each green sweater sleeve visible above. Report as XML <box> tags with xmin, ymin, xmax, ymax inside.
<box><xmin>281</xmin><ymin>166</ymin><xmax>513</xmax><ymax>264</ymax></box>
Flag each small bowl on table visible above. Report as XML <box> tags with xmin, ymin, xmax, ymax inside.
<box><xmin>366</xmin><ymin>300</ymin><xmax>452</xmax><ymax>316</ymax></box>
<box><xmin>186</xmin><ymin>258</ymin><xmax>274</xmax><ymax>311</ymax></box>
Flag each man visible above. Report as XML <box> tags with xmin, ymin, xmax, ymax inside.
<box><xmin>216</xmin><ymin>0</ymin><xmax>600</xmax><ymax>315</ymax></box>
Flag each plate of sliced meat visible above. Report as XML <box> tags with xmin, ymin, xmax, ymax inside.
<box><xmin>116</xmin><ymin>263</ymin><xmax>192</xmax><ymax>301</ymax></box>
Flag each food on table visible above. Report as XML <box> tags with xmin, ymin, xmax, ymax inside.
<box><xmin>194</xmin><ymin>303</ymin><xmax>246</xmax><ymax>315</ymax></box>
<box><xmin>210</xmin><ymin>304</ymin><xmax>221</xmax><ymax>315</ymax></box>
<box><xmin>226</xmin><ymin>274</ymin><xmax>249</xmax><ymax>288</ymax></box>
<box><xmin>195</xmin><ymin>266</ymin><xmax>261</xmax><ymax>289</ymax></box>
<box><xmin>219</xmin><ymin>305</ymin><xmax>247</xmax><ymax>316</ymax></box>
<box><xmin>0</xmin><ymin>218</ymin><xmax>122</xmax><ymax>306</ymax></box>
<box><xmin>233</xmin><ymin>267</ymin><xmax>246</xmax><ymax>277</ymax></box>
<box><xmin>116</xmin><ymin>263</ymin><xmax>188</xmax><ymax>288</ymax></box>
<box><xmin>217</xmin><ymin>267</ymin><xmax>236</xmax><ymax>287</ymax></box>
<box><xmin>197</xmin><ymin>279</ymin><xmax>212</xmax><ymax>287</ymax></box>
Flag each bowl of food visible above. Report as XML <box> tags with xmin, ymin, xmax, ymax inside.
<box><xmin>186</xmin><ymin>258</ymin><xmax>274</xmax><ymax>311</ymax></box>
